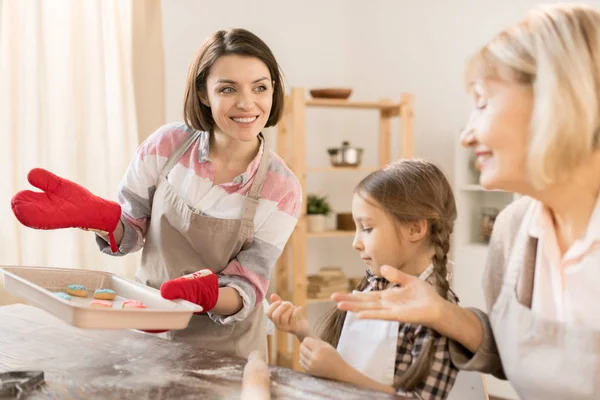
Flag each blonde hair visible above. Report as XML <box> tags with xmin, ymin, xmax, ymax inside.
<box><xmin>319</xmin><ymin>159</ymin><xmax>457</xmax><ymax>391</ymax></box>
<box><xmin>466</xmin><ymin>4</ymin><xmax>600</xmax><ymax>188</ymax></box>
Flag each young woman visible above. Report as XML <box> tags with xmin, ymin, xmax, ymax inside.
<box><xmin>15</xmin><ymin>28</ymin><xmax>301</xmax><ymax>360</ymax></box>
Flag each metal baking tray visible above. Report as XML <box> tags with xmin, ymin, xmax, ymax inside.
<box><xmin>0</xmin><ymin>265</ymin><xmax>203</xmax><ymax>330</ymax></box>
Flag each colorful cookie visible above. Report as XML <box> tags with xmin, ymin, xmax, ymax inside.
<box><xmin>66</xmin><ymin>284</ymin><xmax>88</xmax><ymax>297</ymax></box>
<box><xmin>94</xmin><ymin>288</ymin><xmax>116</xmax><ymax>300</ymax></box>
<box><xmin>89</xmin><ymin>299</ymin><xmax>113</xmax><ymax>309</ymax></box>
<box><xmin>122</xmin><ymin>300</ymin><xmax>147</xmax><ymax>309</ymax></box>
<box><xmin>54</xmin><ymin>292</ymin><xmax>72</xmax><ymax>301</ymax></box>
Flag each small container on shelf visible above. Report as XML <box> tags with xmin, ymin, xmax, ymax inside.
<box><xmin>327</xmin><ymin>141</ymin><xmax>363</xmax><ymax>168</ymax></box>
<box><xmin>480</xmin><ymin>208</ymin><xmax>499</xmax><ymax>243</ymax></box>
<box><xmin>306</xmin><ymin>194</ymin><xmax>332</xmax><ymax>233</ymax></box>
<box><xmin>336</xmin><ymin>212</ymin><xmax>355</xmax><ymax>231</ymax></box>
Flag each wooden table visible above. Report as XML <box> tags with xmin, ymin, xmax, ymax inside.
<box><xmin>0</xmin><ymin>305</ymin><xmax>403</xmax><ymax>399</ymax></box>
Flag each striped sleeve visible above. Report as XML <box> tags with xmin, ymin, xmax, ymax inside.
<box><xmin>208</xmin><ymin>153</ymin><xmax>302</xmax><ymax>324</ymax></box>
<box><xmin>96</xmin><ymin>122</ymin><xmax>192</xmax><ymax>255</ymax></box>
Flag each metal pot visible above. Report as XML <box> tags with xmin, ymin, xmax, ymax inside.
<box><xmin>327</xmin><ymin>141</ymin><xmax>363</xmax><ymax>167</ymax></box>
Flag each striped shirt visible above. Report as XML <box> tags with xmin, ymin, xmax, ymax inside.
<box><xmin>96</xmin><ymin>122</ymin><xmax>301</xmax><ymax>324</ymax></box>
<box><xmin>365</xmin><ymin>266</ymin><xmax>459</xmax><ymax>399</ymax></box>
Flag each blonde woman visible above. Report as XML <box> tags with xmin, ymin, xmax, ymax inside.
<box><xmin>333</xmin><ymin>4</ymin><xmax>600</xmax><ymax>399</ymax></box>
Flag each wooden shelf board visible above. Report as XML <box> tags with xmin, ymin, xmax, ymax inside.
<box><xmin>306</xmin><ymin>98</ymin><xmax>401</xmax><ymax>111</ymax></box>
<box><xmin>306</xmin><ymin>167</ymin><xmax>378</xmax><ymax>173</ymax></box>
<box><xmin>306</xmin><ymin>230</ymin><xmax>355</xmax><ymax>238</ymax></box>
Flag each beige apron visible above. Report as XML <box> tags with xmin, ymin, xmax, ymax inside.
<box><xmin>135</xmin><ymin>130</ymin><xmax>269</xmax><ymax>359</ymax></box>
<box><xmin>490</xmin><ymin>206</ymin><xmax>600</xmax><ymax>399</ymax></box>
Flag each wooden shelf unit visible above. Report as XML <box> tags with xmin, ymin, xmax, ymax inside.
<box><xmin>272</xmin><ymin>87</ymin><xmax>414</xmax><ymax>371</ymax></box>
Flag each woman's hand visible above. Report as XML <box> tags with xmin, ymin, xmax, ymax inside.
<box><xmin>332</xmin><ymin>265</ymin><xmax>446</xmax><ymax>328</ymax></box>
<box><xmin>299</xmin><ymin>337</ymin><xmax>348</xmax><ymax>381</ymax></box>
<box><xmin>266</xmin><ymin>294</ymin><xmax>310</xmax><ymax>341</ymax></box>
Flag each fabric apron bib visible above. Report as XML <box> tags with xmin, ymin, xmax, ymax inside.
<box><xmin>490</xmin><ymin>204</ymin><xmax>600</xmax><ymax>399</ymax></box>
<box><xmin>135</xmin><ymin>130</ymin><xmax>270</xmax><ymax>359</ymax></box>
<box><xmin>336</xmin><ymin>305</ymin><xmax>398</xmax><ymax>385</ymax></box>
<box><xmin>335</xmin><ymin>270</ymin><xmax>439</xmax><ymax>386</ymax></box>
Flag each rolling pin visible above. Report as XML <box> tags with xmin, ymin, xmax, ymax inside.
<box><xmin>241</xmin><ymin>350</ymin><xmax>271</xmax><ymax>400</ymax></box>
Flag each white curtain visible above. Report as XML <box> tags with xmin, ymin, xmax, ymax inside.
<box><xmin>0</xmin><ymin>0</ymin><xmax>165</xmax><ymax>304</ymax></box>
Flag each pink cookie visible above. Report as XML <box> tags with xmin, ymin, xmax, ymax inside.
<box><xmin>89</xmin><ymin>299</ymin><xmax>113</xmax><ymax>309</ymax></box>
<box><xmin>122</xmin><ymin>299</ymin><xmax>147</xmax><ymax>309</ymax></box>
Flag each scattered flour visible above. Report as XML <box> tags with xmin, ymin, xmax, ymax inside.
<box><xmin>184</xmin><ymin>365</ymin><xmax>241</xmax><ymax>377</ymax></box>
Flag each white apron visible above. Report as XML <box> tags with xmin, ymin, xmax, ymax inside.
<box><xmin>336</xmin><ymin>268</ymin><xmax>435</xmax><ymax>386</ymax></box>
<box><xmin>490</xmin><ymin>205</ymin><xmax>600</xmax><ymax>399</ymax></box>
<box><xmin>336</xmin><ymin>296</ymin><xmax>399</xmax><ymax>385</ymax></box>
<box><xmin>135</xmin><ymin>130</ymin><xmax>270</xmax><ymax>359</ymax></box>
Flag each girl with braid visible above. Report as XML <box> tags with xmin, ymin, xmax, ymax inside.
<box><xmin>267</xmin><ymin>159</ymin><xmax>459</xmax><ymax>399</ymax></box>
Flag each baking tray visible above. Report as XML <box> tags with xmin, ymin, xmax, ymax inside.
<box><xmin>0</xmin><ymin>265</ymin><xmax>203</xmax><ymax>330</ymax></box>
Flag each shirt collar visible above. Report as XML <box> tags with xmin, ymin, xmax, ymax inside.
<box><xmin>365</xmin><ymin>269</ymin><xmax>389</xmax><ymax>291</ymax></box>
<box><xmin>527</xmin><ymin>193</ymin><xmax>600</xmax><ymax>259</ymax></box>
<box><xmin>366</xmin><ymin>263</ymin><xmax>436</xmax><ymax>291</ymax></box>
<box><xmin>528</xmin><ymin>200</ymin><xmax>550</xmax><ymax>239</ymax></box>
<box><xmin>584</xmin><ymin>193</ymin><xmax>600</xmax><ymax>243</ymax></box>
<box><xmin>198</xmin><ymin>131</ymin><xmax>266</xmax><ymax>187</ymax></box>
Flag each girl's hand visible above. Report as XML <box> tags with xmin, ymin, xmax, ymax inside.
<box><xmin>299</xmin><ymin>337</ymin><xmax>348</xmax><ymax>381</ymax></box>
<box><xmin>332</xmin><ymin>265</ymin><xmax>445</xmax><ymax>328</ymax></box>
<box><xmin>266</xmin><ymin>294</ymin><xmax>310</xmax><ymax>340</ymax></box>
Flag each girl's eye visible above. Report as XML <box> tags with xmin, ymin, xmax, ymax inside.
<box><xmin>220</xmin><ymin>87</ymin><xmax>235</xmax><ymax>94</ymax></box>
<box><xmin>362</xmin><ymin>228</ymin><xmax>373</xmax><ymax>233</ymax></box>
<box><xmin>255</xmin><ymin>85</ymin><xmax>268</xmax><ymax>92</ymax></box>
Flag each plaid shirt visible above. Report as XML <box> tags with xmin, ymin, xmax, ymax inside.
<box><xmin>364</xmin><ymin>266</ymin><xmax>459</xmax><ymax>400</ymax></box>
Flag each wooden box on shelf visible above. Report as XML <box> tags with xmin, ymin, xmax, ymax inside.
<box><xmin>307</xmin><ymin>267</ymin><xmax>349</xmax><ymax>301</ymax></box>
<box><xmin>336</xmin><ymin>212</ymin><xmax>355</xmax><ymax>231</ymax></box>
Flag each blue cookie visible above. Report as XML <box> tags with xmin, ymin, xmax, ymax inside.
<box><xmin>54</xmin><ymin>292</ymin><xmax>72</xmax><ymax>301</ymax></box>
<box><xmin>66</xmin><ymin>284</ymin><xmax>88</xmax><ymax>297</ymax></box>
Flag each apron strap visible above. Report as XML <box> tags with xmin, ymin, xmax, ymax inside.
<box><xmin>158</xmin><ymin>130</ymin><xmax>203</xmax><ymax>183</ymax></box>
<box><xmin>241</xmin><ymin>133</ymin><xmax>271</xmax><ymax>223</ymax></box>
<box><xmin>503</xmin><ymin>200</ymin><xmax>537</xmax><ymax>288</ymax></box>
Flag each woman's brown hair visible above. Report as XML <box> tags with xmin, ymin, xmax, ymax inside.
<box><xmin>183</xmin><ymin>28</ymin><xmax>285</xmax><ymax>132</ymax></box>
<box><xmin>318</xmin><ymin>159</ymin><xmax>457</xmax><ymax>391</ymax></box>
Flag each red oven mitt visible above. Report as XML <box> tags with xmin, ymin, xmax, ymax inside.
<box><xmin>11</xmin><ymin>168</ymin><xmax>122</xmax><ymax>252</ymax></box>
<box><xmin>160</xmin><ymin>269</ymin><xmax>219</xmax><ymax>314</ymax></box>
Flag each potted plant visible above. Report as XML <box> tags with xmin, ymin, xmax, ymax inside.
<box><xmin>306</xmin><ymin>194</ymin><xmax>331</xmax><ymax>233</ymax></box>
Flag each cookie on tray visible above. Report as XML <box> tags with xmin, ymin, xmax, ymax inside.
<box><xmin>66</xmin><ymin>284</ymin><xmax>88</xmax><ymax>297</ymax></box>
<box><xmin>89</xmin><ymin>299</ymin><xmax>113</xmax><ymax>309</ymax></box>
<box><xmin>122</xmin><ymin>299</ymin><xmax>147</xmax><ymax>309</ymax></box>
<box><xmin>54</xmin><ymin>292</ymin><xmax>72</xmax><ymax>301</ymax></box>
<box><xmin>94</xmin><ymin>288</ymin><xmax>116</xmax><ymax>300</ymax></box>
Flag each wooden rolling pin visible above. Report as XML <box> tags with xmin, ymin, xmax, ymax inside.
<box><xmin>241</xmin><ymin>350</ymin><xmax>271</xmax><ymax>400</ymax></box>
